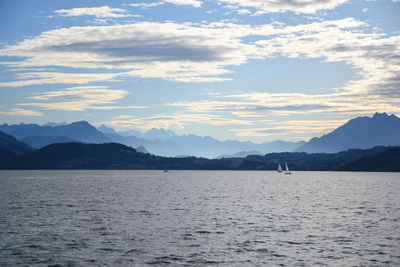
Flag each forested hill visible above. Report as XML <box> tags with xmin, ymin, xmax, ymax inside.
<box><xmin>336</xmin><ymin>147</ymin><xmax>400</xmax><ymax>172</ymax></box>
<box><xmin>0</xmin><ymin>142</ymin><xmax>399</xmax><ymax>171</ymax></box>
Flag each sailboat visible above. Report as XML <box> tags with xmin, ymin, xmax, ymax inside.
<box><xmin>284</xmin><ymin>162</ymin><xmax>291</xmax><ymax>174</ymax></box>
<box><xmin>277</xmin><ymin>163</ymin><xmax>282</xmax><ymax>173</ymax></box>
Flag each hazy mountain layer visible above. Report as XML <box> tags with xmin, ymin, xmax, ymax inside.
<box><xmin>0</xmin><ymin>121</ymin><xmax>110</xmax><ymax>144</ymax></box>
<box><xmin>297</xmin><ymin>113</ymin><xmax>400</xmax><ymax>153</ymax></box>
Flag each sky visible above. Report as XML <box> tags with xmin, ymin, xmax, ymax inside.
<box><xmin>0</xmin><ymin>0</ymin><xmax>399</xmax><ymax>142</ymax></box>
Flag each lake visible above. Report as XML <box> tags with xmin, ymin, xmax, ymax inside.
<box><xmin>0</xmin><ymin>170</ymin><xmax>399</xmax><ymax>266</ymax></box>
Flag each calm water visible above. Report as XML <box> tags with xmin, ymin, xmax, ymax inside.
<box><xmin>0</xmin><ymin>170</ymin><xmax>399</xmax><ymax>266</ymax></box>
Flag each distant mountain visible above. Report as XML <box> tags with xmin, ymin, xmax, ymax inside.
<box><xmin>105</xmin><ymin>133</ymin><xmax>186</xmax><ymax>157</ymax></box>
<box><xmin>297</xmin><ymin>112</ymin><xmax>400</xmax><ymax>153</ymax></box>
<box><xmin>0</xmin><ymin>121</ymin><xmax>302</xmax><ymax>158</ymax></box>
<box><xmin>0</xmin><ymin>131</ymin><xmax>33</xmax><ymax>154</ymax></box>
<box><xmin>143</xmin><ymin>128</ymin><xmax>178</xmax><ymax>141</ymax></box>
<box><xmin>117</xmin><ymin>129</ymin><xmax>143</xmax><ymax>138</ymax></box>
<box><xmin>43</xmin><ymin>122</ymin><xmax>67</xmax><ymax>127</ymax></box>
<box><xmin>136</xmin><ymin>145</ymin><xmax>149</xmax><ymax>154</ymax></box>
<box><xmin>21</xmin><ymin>135</ymin><xmax>78</xmax><ymax>149</ymax></box>
<box><xmin>167</xmin><ymin>135</ymin><xmax>304</xmax><ymax>158</ymax></box>
<box><xmin>0</xmin><ymin>121</ymin><xmax>111</xmax><ymax>144</ymax></box>
<box><xmin>106</xmin><ymin>131</ymin><xmax>304</xmax><ymax>158</ymax></box>
<box><xmin>97</xmin><ymin>124</ymin><xmax>116</xmax><ymax>134</ymax></box>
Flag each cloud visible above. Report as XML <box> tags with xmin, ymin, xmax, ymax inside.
<box><xmin>164</xmin><ymin>0</ymin><xmax>203</xmax><ymax>8</ymax></box>
<box><xmin>131</xmin><ymin>0</ymin><xmax>202</xmax><ymax>8</ymax></box>
<box><xmin>130</xmin><ymin>2</ymin><xmax>165</xmax><ymax>8</ymax></box>
<box><xmin>0</xmin><ymin>108</ymin><xmax>43</xmax><ymax>116</ymax></box>
<box><xmin>168</xmin><ymin>90</ymin><xmax>400</xmax><ymax>117</ymax></box>
<box><xmin>54</xmin><ymin>6</ymin><xmax>132</xmax><ymax>18</ymax></box>
<box><xmin>102</xmin><ymin>113</ymin><xmax>251</xmax><ymax>130</ymax></box>
<box><xmin>253</xmin><ymin>18</ymin><xmax>400</xmax><ymax>99</ymax></box>
<box><xmin>219</xmin><ymin>0</ymin><xmax>350</xmax><ymax>14</ymax></box>
<box><xmin>166</xmin><ymin>89</ymin><xmax>400</xmax><ymax>140</ymax></box>
<box><xmin>0</xmin><ymin>17</ymin><xmax>398</xmax><ymax>90</ymax></box>
<box><xmin>18</xmin><ymin>86</ymin><xmax>146</xmax><ymax>111</ymax></box>
<box><xmin>0</xmin><ymin>22</ymin><xmax>253</xmax><ymax>83</ymax></box>
<box><xmin>0</xmin><ymin>72</ymin><xmax>122</xmax><ymax>87</ymax></box>
<box><xmin>231</xmin><ymin>119</ymin><xmax>347</xmax><ymax>138</ymax></box>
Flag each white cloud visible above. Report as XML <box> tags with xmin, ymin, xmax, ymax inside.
<box><xmin>102</xmin><ymin>113</ymin><xmax>251</xmax><ymax>130</ymax></box>
<box><xmin>219</xmin><ymin>0</ymin><xmax>350</xmax><ymax>14</ymax></box>
<box><xmin>0</xmin><ymin>72</ymin><xmax>122</xmax><ymax>87</ymax></box>
<box><xmin>237</xmin><ymin>9</ymin><xmax>252</xmax><ymax>14</ymax></box>
<box><xmin>231</xmin><ymin>119</ymin><xmax>347</xmax><ymax>138</ymax></box>
<box><xmin>18</xmin><ymin>86</ymin><xmax>146</xmax><ymax>111</ymax></box>
<box><xmin>54</xmin><ymin>6</ymin><xmax>132</xmax><ymax>18</ymax></box>
<box><xmin>169</xmin><ymin>90</ymin><xmax>400</xmax><ymax>116</ymax></box>
<box><xmin>0</xmin><ymin>17</ymin><xmax>398</xmax><ymax>92</ymax></box>
<box><xmin>0</xmin><ymin>22</ymin><xmax>253</xmax><ymax>83</ymax></box>
<box><xmin>0</xmin><ymin>108</ymin><xmax>43</xmax><ymax>116</ymax></box>
<box><xmin>164</xmin><ymin>0</ymin><xmax>203</xmax><ymax>8</ymax></box>
<box><xmin>130</xmin><ymin>2</ymin><xmax>165</xmax><ymax>8</ymax></box>
<box><xmin>252</xmin><ymin>18</ymin><xmax>400</xmax><ymax>98</ymax></box>
<box><xmin>165</xmin><ymin>90</ymin><xmax>400</xmax><ymax>139</ymax></box>
<box><xmin>131</xmin><ymin>0</ymin><xmax>202</xmax><ymax>8</ymax></box>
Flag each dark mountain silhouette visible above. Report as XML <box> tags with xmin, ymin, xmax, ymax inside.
<box><xmin>21</xmin><ymin>135</ymin><xmax>78</xmax><ymax>149</ymax></box>
<box><xmin>0</xmin><ymin>141</ymin><xmax>397</xmax><ymax>171</ymax></box>
<box><xmin>0</xmin><ymin>131</ymin><xmax>33</xmax><ymax>154</ymax></box>
<box><xmin>0</xmin><ymin>121</ymin><xmax>111</xmax><ymax>144</ymax></box>
<box><xmin>336</xmin><ymin>147</ymin><xmax>400</xmax><ymax>172</ymax></box>
<box><xmin>297</xmin><ymin>112</ymin><xmax>400</xmax><ymax>153</ymax></box>
<box><xmin>14</xmin><ymin>142</ymin><xmax>142</xmax><ymax>169</ymax></box>
<box><xmin>2</xmin><ymin>142</ymin><xmax>219</xmax><ymax>170</ymax></box>
<box><xmin>244</xmin><ymin>146</ymin><xmax>394</xmax><ymax>171</ymax></box>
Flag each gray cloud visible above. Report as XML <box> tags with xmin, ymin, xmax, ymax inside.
<box><xmin>220</xmin><ymin>0</ymin><xmax>350</xmax><ymax>14</ymax></box>
<box><xmin>0</xmin><ymin>18</ymin><xmax>398</xmax><ymax>89</ymax></box>
<box><xmin>0</xmin><ymin>22</ymin><xmax>251</xmax><ymax>82</ymax></box>
<box><xmin>46</xmin><ymin>38</ymin><xmax>230</xmax><ymax>63</ymax></box>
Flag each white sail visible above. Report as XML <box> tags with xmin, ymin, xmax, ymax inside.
<box><xmin>277</xmin><ymin>164</ymin><xmax>282</xmax><ymax>173</ymax></box>
<box><xmin>284</xmin><ymin>162</ymin><xmax>291</xmax><ymax>174</ymax></box>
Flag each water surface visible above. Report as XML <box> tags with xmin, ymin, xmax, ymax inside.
<box><xmin>1</xmin><ymin>170</ymin><xmax>399</xmax><ymax>266</ymax></box>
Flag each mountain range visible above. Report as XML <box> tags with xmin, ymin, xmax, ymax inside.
<box><xmin>0</xmin><ymin>121</ymin><xmax>304</xmax><ymax>158</ymax></box>
<box><xmin>296</xmin><ymin>112</ymin><xmax>400</xmax><ymax>153</ymax></box>
<box><xmin>1</xmin><ymin>112</ymin><xmax>399</xmax><ymax>158</ymax></box>
<box><xmin>0</xmin><ymin>121</ymin><xmax>110</xmax><ymax>144</ymax></box>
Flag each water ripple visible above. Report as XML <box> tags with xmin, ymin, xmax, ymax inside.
<box><xmin>0</xmin><ymin>170</ymin><xmax>399</xmax><ymax>266</ymax></box>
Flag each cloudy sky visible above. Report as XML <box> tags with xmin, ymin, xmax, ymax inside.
<box><xmin>0</xmin><ymin>0</ymin><xmax>399</xmax><ymax>142</ymax></box>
